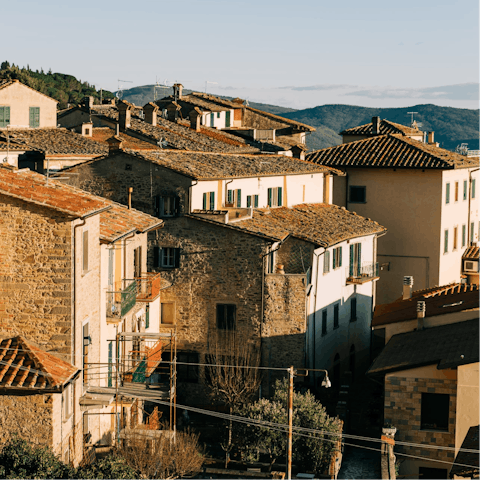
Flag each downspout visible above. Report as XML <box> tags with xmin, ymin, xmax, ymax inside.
<box><xmin>189</xmin><ymin>180</ymin><xmax>199</xmax><ymax>214</ymax></box>
<box><xmin>468</xmin><ymin>168</ymin><xmax>479</xmax><ymax>245</ymax></box>
<box><xmin>371</xmin><ymin>230</ymin><xmax>387</xmax><ymax>361</ymax></box>
<box><xmin>225</xmin><ymin>179</ymin><xmax>233</xmax><ymax>206</ymax></box>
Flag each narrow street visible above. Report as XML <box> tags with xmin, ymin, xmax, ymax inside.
<box><xmin>338</xmin><ymin>442</ymin><xmax>381</xmax><ymax>480</ymax></box>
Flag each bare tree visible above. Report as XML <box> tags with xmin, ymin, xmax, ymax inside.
<box><xmin>117</xmin><ymin>426</ymin><xmax>204</xmax><ymax>479</ymax></box>
<box><xmin>202</xmin><ymin>332</ymin><xmax>262</xmax><ymax>467</ymax></box>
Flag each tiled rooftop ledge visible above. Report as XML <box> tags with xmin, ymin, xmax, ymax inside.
<box><xmin>191</xmin><ymin>207</ymin><xmax>254</xmax><ymax>224</ymax></box>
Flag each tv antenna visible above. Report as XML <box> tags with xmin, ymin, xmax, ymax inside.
<box><xmin>154</xmin><ymin>78</ymin><xmax>170</xmax><ymax>102</ymax></box>
<box><xmin>407</xmin><ymin>111</ymin><xmax>418</xmax><ymax>127</ymax></box>
<box><xmin>117</xmin><ymin>79</ymin><xmax>133</xmax><ymax>100</ymax></box>
<box><xmin>205</xmin><ymin>80</ymin><xmax>218</xmax><ymax>94</ymax></box>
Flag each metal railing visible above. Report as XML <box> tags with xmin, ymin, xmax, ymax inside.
<box><xmin>132</xmin><ymin>272</ymin><xmax>162</xmax><ymax>302</ymax></box>
<box><xmin>106</xmin><ymin>279</ymin><xmax>137</xmax><ymax>319</ymax></box>
<box><xmin>346</xmin><ymin>262</ymin><xmax>379</xmax><ymax>284</ymax></box>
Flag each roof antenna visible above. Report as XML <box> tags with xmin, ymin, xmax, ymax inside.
<box><xmin>407</xmin><ymin>111</ymin><xmax>418</xmax><ymax>127</ymax></box>
<box><xmin>204</xmin><ymin>80</ymin><xmax>218</xmax><ymax>94</ymax></box>
<box><xmin>117</xmin><ymin>79</ymin><xmax>133</xmax><ymax>100</ymax></box>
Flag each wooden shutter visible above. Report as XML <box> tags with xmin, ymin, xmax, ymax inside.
<box><xmin>108</xmin><ymin>249</ymin><xmax>114</xmax><ymax>287</ymax></box>
<box><xmin>267</xmin><ymin>188</ymin><xmax>272</xmax><ymax>207</ymax></box>
<box><xmin>339</xmin><ymin>246</ymin><xmax>342</xmax><ymax>267</ymax></box>
<box><xmin>227</xmin><ymin>190</ymin><xmax>233</xmax><ymax>204</ymax></box>
<box><xmin>254</xmin><ymin>195</ymin><xmax>259</xmax><ymax>208</ymax></box>
<box><xmin>446</xmin><ymin>183</ymin><xmax>450</xmax><ymax>204</ymax></box>
<box><xmin>210</xmin><ymin>191</ymin><xmax>215</xmax><ymax>210</ymax></box>
<box><xmin>356</xmin><ymin>243</ymin><xmax>361</xmax><ymax>274</ymax></box>
<box><xmin>333</xmin><ymin>249</ymin><xmax>336</xmax><ymax>270</ymax></box>
<box><xmin>277</xmin><ymin>187</ymin><xmax>283</xmax><ymax>206</ymax></box>
<box><xmin>349</xmin><ymin>244</ymin><xmax>354</xmax><ymax>277</ymax></box>
<box><xmin>236</xmin><ymin>189</ymin><xmax>241</xmax><ymax>207</ymax></box>
<box><xmin>82</xmin><ymin>231</ymin><xmax>88</xmax><ymax>272</ymax></box>
<box><xmin>203</xmin><ymin>193</ymin><xmax>207</xmax><ymax>210</ymax></box>
<box><xmin>174</xmin><ymin>248</ymin><xmax>181</xmax><ymax>268</ymax></box>
<box><xmin>210</xmin><ymin>113</ymin><xmax>214</xmax><ymax>127</ymax></box>
<box><xmin>0</xmin><ymin>106</ymin><xmax>10</xmax><ymax>127</ymax></box>
<box><xmin>247</xmin><ymin>196</ymin><xmax>251</xmax><ymax>208</ymax></box>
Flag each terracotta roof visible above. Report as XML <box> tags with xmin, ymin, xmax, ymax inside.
<box><xmin>450</xmin><ymin>426</ymin><xmax>479</xmax><ymax>478</ymax></box>
<box><xmin>121</xmin><ymin>149</ymin><xmax>338</xmax><ymax>180</ymax></box>
<box><xmin>367</xmin><ymin>319</ymin><xmax>479</xmax><ymax>375</ymax></box>
<box><xmin>91</xmin><ymin>127</ymin><xmax>161</xmax><ymax>151</ymax></box>
<box><xmin>463</xmin><ymin>245</ymin><xmax>480</xmax><ymax>260</ymax></box>
<box><xmin>195</xmin><ymin>203</ymin><xmax>386</xmax><ymax>246</ymax></box>
<box><xmin>306</xmin><ymin>134</ymin><xmax>480</xmax><ymax>169</ymax></box>
<box><xmin>0</xmin><ymin>166</ymin><xmax>111</xmax><ymax>217</ymax></box>
<box><xmin>0</xmin><ymin>140</ymin><xmax>28</xmax><ymax>152</ymax></box>
<box><xmin>341</xmin><ymin>119</ymin><xmax>422</xmax><ymax>137</ymax></box>
<box><xmin>100</xmin><ymin>203</ymin><xmax>163</xmax><ymax>243</ymax></box>
<box><xmin>373</xmin><ymin>283</ymin><xmax>479</xmax><ymax>327</ymax></box>
<box><xmin>0</xmin><ymin>336</ymin><xmax>78</xmax><ymax>389</ymax></box>
<box><xmin>1</xmin><ymin>128</ymin><xmax>108</xmax><ymax>156</ymax></box>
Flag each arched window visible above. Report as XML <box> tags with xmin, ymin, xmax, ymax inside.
<box><xmin>349</xmin><ymin>344</ymin><xmax>356</xmax><ymax>382</ymax></box>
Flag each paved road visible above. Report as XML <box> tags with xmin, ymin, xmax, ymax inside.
<box><xmin>338</xmin><ymin>442</ymin><xmax>381</xmax><ymax>480</ymax></box>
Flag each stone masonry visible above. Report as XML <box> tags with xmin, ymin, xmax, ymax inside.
<box><xmin>384</xmin><ymin>375</ymin><xmax>457</xmax><ymax>464</ymax></box>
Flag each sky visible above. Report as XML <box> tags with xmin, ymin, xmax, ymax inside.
<box><xmin>4</xmin><ymin>0</ymin><xmax>479</xmax><ymax>109</ymax></box>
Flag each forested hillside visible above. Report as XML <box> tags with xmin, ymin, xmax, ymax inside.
<box><xmin>281</xmin><ymin>104</ymin><xmax>480</xmax><ymax>152</ymax></box>
<box><xmin>0</xmin><ymin>61</ymin><xmax>114</xmax><ymax>109</ymax></box>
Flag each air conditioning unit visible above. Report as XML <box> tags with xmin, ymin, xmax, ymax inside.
<box><xmin>464</xmin><ymin>260</ymin><xmax>478</xmax><ymax>273</ymax></box>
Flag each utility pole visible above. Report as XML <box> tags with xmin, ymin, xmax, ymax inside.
<box><xmin>287</xmin><ymin>366</ymin><xmax>294</xmax><ymax>480</ymax></box>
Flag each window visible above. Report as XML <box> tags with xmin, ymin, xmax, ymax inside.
<box><xmin>472</xmin><ymin>179</ymin><xmax>476</xmax><ymax>199</ymax></box>
<box><xmin>161</xmin><ymin>302</ymin><xmax>175</xmax><ymax>324</ymax></box>
<box><xmin>321</xmin><ymin>310</ymin><xmax>327</xmax><ymax>335</ymax></box>
<box><xmin>154</xmin><ymin>247</ymin><xmax>180</xmax><ymax>268</ymax></box>
<box><xmin>216</xmin><ymin>304</ymin><xmax>236</xmax><ymax>330</ymax></box>
<box><xmin>421</xmin><ymin>393</ymin><xmax>449</xmax><ymax>431</ymax></box>
<box><xmin>227</xmin><ymin>189</ymin><xmax>242</xmax><ymax>208</ymax></box>
<box><xmin>463</xmin><ymin>180</ymin><xmax>468</xmax><ymax>200</ymax></box>
<box><xmin>445</xmin><ymin>183</ymin><xmax>450</xmax><ymax>204</ymax></box>
<box><xmin>454</xmin><ymin>181</ymin><xmax>459</xmax><ymax>202</ymax></box>
<box><xmin>333</xmin><ymin>246</ymin><xmax>342</xmax><ymax>269</ymax></box>
<box><xmin>0</xmin><ymin>106</ymin><xmax>10</xmax><ymax>127</ymax></box>
<box><xmin>82</xmin><ymin>230</ymin><xmax>88</xmax><ymax>272</ymax></box>
<box><xmin>216</xmin><ymin>112</ymin><xmax>220</xmax><ymax>118</ymax></box>
<box><xmin>453</xmin><ymin>226</ymin><xmax>458</xmax><ymax>250</ymax></box>
<box><xmin>323</xmin><ymin>251</ymin><xmax>330</xmax><ymax>273</ymax></box>
<box><xmin>267</xmin><ymin>187</ymin><xmax>283</xmax><ymax>207</ymax></box>
<box><xmin>134</xmin><ymin>246</ymin><xmax>142</xmax><ymax>278</ymax></box>
<box><xmin>246</xmin><ymin>195</ymin><xmax>259</xmax><ymax>208</ymax></box>
<box><xmin>210</xmin><ymin>113</ymin><xmax>214</xmax><ymax>127</ymax></box>
<box><xmin>349</xmin><ymin>243</ymin><xmax>362</xmax><ymax>277</ymax></box>
<box><xmin>444</xmin><ymin>229</ymin><xmax>448</xmax><ymax>253</ymax></box>
<box><xmin>350</xmin><ymin>297</ymin><xmax>357</xmax><ymax>322</ymax></box>
<box><xmin>225</xmin><ymin>110</ymin><xmax>231</xmax><ymax>128</ymax></box>
<box><xmin>202</xmin><ymin>191</ymin><xmax>215</xmax><ymax>210</ymax></box>
<box><xmin>349</xmin><ymin>186</ymin><xmax>366</xmax><ymax>203</ymax></box>
<box><xmin>462</xmin><ymin>224</ymin><xmax>466</xmax><ymax>247</ymax></box>
<box><xmin>145</xmin><ymin>304</ymin><xmax>150</xmax><ymax>329</ymax></box>
<box><xmin>333</xmin><ymin>304</ymin><xmax>339</xmax><ymax>329</ymax></box>
<box><xmin>177</xmin><ymin>352</ymin><xmax>199</xmax><ymax>383</ymax></box>
<box><xmin>154</xmin><ymin>195</ymin><xmax>178</xmax><ymax>217</ymax></box>
<box><xmin>62</xmin><ymin>382</ymin><xmax>73</xmax><ymax>421</ymax></box>
<box><xmin>29</xmin><ymin>106</ymin><xmax>40</xmax><ymax>128</ymax></box>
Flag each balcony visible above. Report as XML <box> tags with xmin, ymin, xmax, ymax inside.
<box><xmin>133</xmin><ymin>272</ymin><xmax>162</xmax><ymax>302</ymax></box>
<box><xmin>106</xmin><ymin>279</ymin><xmax>137</xmax><ymax>321</ymax></box>
<box><xmin>346</xmin><ymin>262</ymin><xmax>379</xmax><ymax>285</ymax></box>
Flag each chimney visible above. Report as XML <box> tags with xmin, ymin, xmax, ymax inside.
<box><xmin>417</xmin><ymin>300</ymin><xmax>426</xmax><ymax>330</ymax></box>
<box><xmin>372</xmin><ymin>117</ymin><xmax>381</xmax><ymax>135</ymax></box>
<box><xmin>275</xmin><ymin>264</ymin><xmax>285</xmax><ymax>274</ymax></box>
<box><xmin>291</xmin><ymin>144</ymin><xmax>306</xmax><ymax>160</ymax></box>
<box><xmin>189</xmin><ymin>107</ymin><xmax>202</xmax><ymax>132</ymax></box>
<box><xmin>143</xmin><ymin>102</ymin><xmax>159</xmax><ymax>126</ymax></box>
<box><xmin>427</xmin><ymin>132</ymin><xmax>435</xmax><ymax>144</ymax></box>
<box><xmin>83</xmin><ymin>96</ymin><xmax>94</xmax><ymax>110</ymax></box>
<box><xmin>106</xmin><ymin>135</ymin><xmax>123</xmax><ymax>153</ymax></box>
<box><xmin>167</xmin><ymin>102</ymin><xmax>181</xmax><ymax>122</ymax></box>
<box><xmin>173</xmin><ymin>83</ymin><xmax>183</xmax><ymax>100</ymax></box>
<box><xmin>128</xmin><ymin>187</ymin><xmax>133</xmax><ymax>209</ymax></box>
<box><xmin>403</xmin><ymin>276</ymin><xmax>414</xmax><ymax>300</ymax></box>
<box><xmin>117</xmin><ymin>100</ymin><xmax>132</xmax><ymax>132</ymax></box>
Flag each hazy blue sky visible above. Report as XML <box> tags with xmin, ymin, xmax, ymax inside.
<box><xmin>4</xmin><ymin>0</ymin><xmax>479</xmax><ymax>108</ymax></box>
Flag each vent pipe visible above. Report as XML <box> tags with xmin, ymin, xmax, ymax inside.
<box><xmin>128</xmin><ymin>187</ymin><xmax>133</xmax><ymax>209</ymax></box>
<box><xmin>417</xmin><ymin>300</ymin><xmax>426</xmax><ymax>330</ymax></box>
<box><xmin>403</xmin><ymin>276</ymin><xmax>414</xmax><ymax>300</ymax></box>
<box><xmin>372</xmin><ymin>116</ymin><xmax>381</xmax><ymax>135</ymax></box>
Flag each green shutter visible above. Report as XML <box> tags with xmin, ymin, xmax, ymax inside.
<box><xmin>472</xmin><ymin>179</ymin><xmax>476</xmax><ymax>199</ymax></box>
<box><xmin>108</xmin><ymin>342</ymin><xmax>113</xmax><ymax>387</ymax></box>
<box><xmin>227</xmin><ymin>189</ymin><xmax>233</xmax><ymax>204</ymax></box>
<box><xmin>333</xmin><ymin>249</ymin><xmax>336</xmax><ymax>270</ymax></box>
<box><xmin>444</xmin><ymin>230</ymin><xmax>449</xmax><ymax>253</ymax></box>
<box><xmin>349</xmin><ymin>245</ymin><xmax>354</xmax><ymax>276</ymax></box>
<box><xmin>254</xmin><ymin>195</ymin><xmax>259</xmax><ymax>208</ymax></box>
<box><xmin>210</xmin><ymin>191</ymin><xmax>215</xmax><ymax>209</ymax></box>
<box><xmin>225</xmin><ymin>110</ymin><xmax>231</xmax><ymax>127</ymax></box>
<box><xmin>203</xmin><ymin>192</ymin><xmax>207</xmax><ymax>210</ymax></box>
<box><xmin>357</xmin><ymin>243</ymin><xmax>361</xmax><ymax>274</ymax></box>
<box><xmin>464</xmin><ymin>180</ymin><xmax>468</xmax><ymax>200</ymax></box>
<box><xmin>277</xmin><ymin>187</ymin><xmax>283</xmax><ymax>206</ymax></box>
<box><xmin>247</xmin><ymin>196</ymin><xmax>251</xmax><ymax>208</ymax></box>
<box><xmin>0</xmin><ymin>106</ymin><xmax>10</xmax><ymax>128</ymax></box>
<box><xmin>446</xmin><ymin>183</ymin><xmax>450</xmax><ymax>204</ymax></box>
<box><xmin>339</xmin><ymin>246</ymin><xmax>342</xmax><ymax>267</ymax></box>
<box><xmin>236</xmin><ymin>189</ymin><xmax>241</xmax><ymax>207</ymax></box>
<box><xmin>29</xmin><ymin>107</ymin><xmax>40</xmax><ymax>128</ymax></box>
<box><xmin>267</xmin><ymin>188</ymin><xmax>272</xmax><ymax>207</ymax></box>
<box><xmin>145</xmin><ymin>305</ymin><xmax>150</xmax><ymax>329</ymax></box>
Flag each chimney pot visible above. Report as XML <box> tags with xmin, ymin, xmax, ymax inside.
<box><xmin>143</xmin><ymin>102</ymin><xmax>159</xmax><ymax>126</ymax></box>
<box><xmin>372</xmin><ymin>116</ymin><xmax>381</xmax><ymax>135</ymax></box>
<box><xmin>417</xmin><ymin>300</ymin><xmax>426</xmax><ymax>329</ymax></box>
<box><xmin>427</xmin><ymin>131</ymin><xmax>435</xmax><ymax>144</ymax></box>
<box><xmin>117</xmin><ymin>100</ymin><xmax>132</xmax><ymax>132</ymax></box>
<box><xmin>403</xmin><ymin>276</ymin><xmax>414</xmax><ymax>300</ymax></box>
<box><xmin>173</xmin><ymin>83</ymin><xmax>183</xmax><ymax>100</ymax></box>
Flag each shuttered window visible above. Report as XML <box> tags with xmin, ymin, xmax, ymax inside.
<box><xmin>444</xmin><ymin>229</ymin><xmax>449</xmax><ymax>253</ymax></box>
<box><xmin>29</xmin><ymin>107</ymin><xmax>40</xmax><ymax>128</ymax></box>
<box><xmin>82</xmin><ymin>230</ymin><xmax>89</xmax><ymax>272</ymax></box>
<box><xmin>323</xmin><ymin>251</ymin><xmax>330</xmax><ymax>274</ymax></box>
<box><xmin>333</xmin><ymin>246</ymin><xmax>342</xmax><ymax>269</ymax></box>
<box><xmin>154</xmin><ymin>247</ymin><xmax>181</xmax><ymax>268</ymax></box>
<box><xmin>154</xmin><ymin>195</ymin><xmax>179</xmax><ymax>217</ymax></box>
<box><xmin>0</xmin><ymin>106</ymin><xmax>10</xmax><ymax>127</ymax></box>
<box><xmin>134</xmin><ymin>246</ymin><xmax>142</xmax><ymax>278</ymax></box>
<box><xmin>349</xmin><ymin>243</ymin><xmax>361</xmax><ymax>277</ymax></box>
<box><xmin>445</xmin><ymin>183</ymin><xmax>450</xmax><ymax>204</ymax></box>
<box><xmin>225</xmin><ymin>110</ymin><xmax>231</xmax><ymax>127</ymax></box>
<box><xmin>267</xmin><ymin>187</ymin><xmax>283</xmax><ymax>207</ymax></box>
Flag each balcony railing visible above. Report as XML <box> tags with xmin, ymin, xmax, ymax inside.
<box><xmin>132</xmin><ymin>272</ymin><xmax>162</xmax><ymax>302</ymax></box>
<box><xmin>346</xmin><ymin>262</ymin><xmax>379</xmax><ymax>284</ymax></box>
<box><xmin>106</xmin><ymin>279</ymin><xmax>137</xmax><ymax>320</ymax></box>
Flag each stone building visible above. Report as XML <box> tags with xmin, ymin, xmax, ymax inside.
<box><xmin>306</xmin><ymin>120</ymin><xmax>480</xmax><ymax>304</ymax></box>
<box><xmin>368</xmin><ymin>319</ymin><xmax>479</xmax><ymax>479</ymax></box>
<box><xmin>0</xmin><ymin>165</ymin><xmax>163</xmax><ymax>463</ymax></box>
<box><xmin>0</xmin><ymin>79</ymin><xmax>57</xmax><ymax>129</ymax></box>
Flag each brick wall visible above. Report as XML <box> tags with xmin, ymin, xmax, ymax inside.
<box><xmin>384</xmin><ymin>375</ymin><xmax>457</xmax><ymax>464</ymax></box>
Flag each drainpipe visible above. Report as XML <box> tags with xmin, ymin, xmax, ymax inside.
<box><xmin>128</xmin><ymin>187</ymin><xmax>133</xmax><ymax>209</ymax></box>
<box><xmin>225</xmin><ymin>179</ymin><xmax>233</xmax><ymax>206</ymax></box>
<box><xmin>188</xmin><ymin>180</ymin><xmax>198</xmax><ymax>214</ymax></box>
<box><xmin>468</xmin><ymin>168</ymin><xmax>479</xmax><ymax>245</ymax></box>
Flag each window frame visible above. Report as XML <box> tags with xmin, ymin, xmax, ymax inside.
<box><xmin>453</xmin><ymin>226</ymin><xmax>458</xmax><ymax>250</ymax></box>
<box><xmin>463</xmin><ymin>180</ymin><xmax>468</xmax><ymax>200</ymax></box>
<box><xmin>462</xmin><ymin>224</ymin><xmax>466</xmax><ymax>247</ymax></box>
<box><xmin>323</xmin><ymin>250</ymin><xmax>330</xmax><ymax>274</ymax></box>
<box><xmin>454</xmin><ymin>181</ymin><xmax>459</xmax><ymax>202</ymax></box>
<box><xmin>445</xmin><ymin>183</ymin><xmax>450</xmax><ymax>204</ymax></box>
<box><xmin>420</xmin><ymin>392</ymin><xmax>449</xmax><ymax>431</ymax></box>
<box><xmin>154</xmin><ymin>195</ymin><xmax>178</xmax><ymax>218</ymax></box>
<box><xmin>333</xmin><ymin>246</ymin><xmax>342</xmax><ymax>269</ymax></box>
<box><xmin>202</xmin><ymin>191</ymin><xmax>215</xmax><ymax>210</ymax></box>
<box><xmin>154</xmin><ymin>247</ymin><xmax>181</xmax><ymax>269</ymax></box>
<box><xmin>62</xmin><ymin>382</ymin><xmax>74</xmax><ymax>421</ymax></box>
<box><xmin>216</xmin><ymin>303</ymin><xmax>236</xmax><ymax>330</ymax></box>
<box><xmin>349</xmin><ymin>185</ymin><xmax>366</xmax><ymax>203</ymax></box>
<box><xmin>444</xmin><ymin>229</ymin><xmax>449</xmax><ymax>253</ymax></box>
<box><xmin>177</xmin><ymin>352</ymin><xmax>199</xmax><ymax>383</ymax></box>
<box><xmin>267</xmin><ymin>187</ymin><xmax>283</xmax><ymax>207</ymax></box>
<box><xmin>472</xmin><ymin>179</ymin><xmax>476</xmax><ymax>199</ymax></box>
<box><xmin>226</xmin><ymin>189</ymin><xmax>241</xmax><ymax>208</ymax></box>
<box><xmin>29</xmin><ymin>106</ymin><xmax>40</xmax><ymax>128</ymax></box>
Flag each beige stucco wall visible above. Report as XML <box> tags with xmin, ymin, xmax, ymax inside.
<box><xmin>0</xmin><ymin>81</ymin><xmax>57</xmax><ymax>128</ymax></box>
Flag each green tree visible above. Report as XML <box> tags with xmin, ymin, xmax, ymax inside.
<box><xmin>235</xmin><ymin>379</ymin><xmax>342</xmax><ymax>476</ymax></box>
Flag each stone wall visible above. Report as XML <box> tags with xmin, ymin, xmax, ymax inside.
<box><xmin>0</xmin><ymin>393</ymin><xmax>54</xmax><ymax>447</ymax></box>
<box><xmin>384</xmin><ymin>375</ymin><xmax>456</xmax><ymax>465</ymax></box>
<box><xmin>0</xmin><ymin>195</ymin><xmax>74</xmax><ymax>359</ymax></box>
<box><xmin>275</xmin><ymin>237</ymin><xmax>314</xmax><ymax>275</ymax></box>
